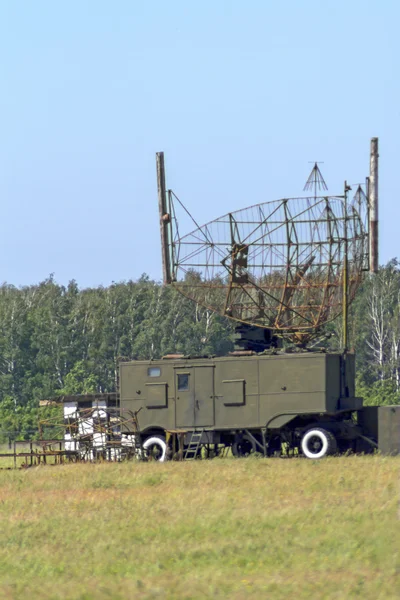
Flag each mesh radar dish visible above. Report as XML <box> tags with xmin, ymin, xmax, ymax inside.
<box><xmin>157</xmin><ymin>154</ymin><xmax>371</xmax><ymax>347</ymax></box>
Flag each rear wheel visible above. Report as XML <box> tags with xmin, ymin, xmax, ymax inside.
<box><xmin>142</xmin><ymin>435</ymin><xmax>167</xmax><ymax>462</ymax></box>
<box><xmin>300</xmin><ymin>428</ymin><xmax>337</xmax><ymax>459</ymax></box>
<box><xmin>232</xmin><ymin>433</ymin><xmax>259</xmax><ymax>457</ymax></box>
<box><xmin>266</xmin><ymin>434</ymin><xmax>282</xmax><ymax>457</ymax></box>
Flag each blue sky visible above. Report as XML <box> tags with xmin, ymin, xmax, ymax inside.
<box><xmin>0</xmin><ymin>0</ymin><xmax>398</xmax><ymax>287</ymax></box>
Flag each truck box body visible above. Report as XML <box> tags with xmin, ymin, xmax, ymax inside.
<box><xmin>119</xmin><ymin>352</ymin><xmax>359</xmax><ymax>433</ymax></box>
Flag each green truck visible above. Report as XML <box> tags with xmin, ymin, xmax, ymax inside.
<box><xmin>119</xmin><ymin>351</ymin><xmax>370</xmax><ymax>460</ymax></box>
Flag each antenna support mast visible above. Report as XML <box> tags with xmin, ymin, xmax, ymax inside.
<box><xmin>369</xmin><ymin>138</ymin><xmax>379</xmax><ymax>273</ymax></box>
<box><xmin>156</xmin><ymin>152</ymin><xmax>172</xmax><ymax>284</ymax></box>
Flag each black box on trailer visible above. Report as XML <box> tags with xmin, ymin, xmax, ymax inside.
<box><xmin>359</xmin><ymin>406</ymin><xmax>400</xmax><ymax>455</ymax></box>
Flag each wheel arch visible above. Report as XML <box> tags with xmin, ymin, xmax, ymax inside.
<box><xmin>141</xmin><ymin>427</ymin><xmax>166</xmax><ymax>439</ymax></box>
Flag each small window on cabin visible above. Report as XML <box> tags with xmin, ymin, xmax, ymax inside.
<box><xmin>177</xmin><ymin>373</ymin><xmax>189</xmax><ymax>391</ymax></box>
<box><xmin>148</xmin><ymin>367</ymin><xmax>161</xmax><ymax>377</ymax></box>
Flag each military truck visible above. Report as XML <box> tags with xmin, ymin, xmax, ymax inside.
<box><xmin>54</xmin><ymin>347</ymin><xmax>399</xmax><ymax>462</ymax></box>
<box><xmin>119</xmin><ymin>351</ymin><xmax>367</xmax><ymax>461</ymax></box>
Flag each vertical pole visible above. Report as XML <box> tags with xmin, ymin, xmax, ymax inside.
<box><xmin>156</xmin><ymin>152</ymin><xmax>172</xmax><ymax>284</ymax></box>
<box><xmin>343</xmin><ymin>181</ymin><xmax>349</xmax><ymax>351</ymax></box>
<box><xmin>365</xmin><ymin>176</ymin><xmax>370</xmax><ymax>271</ymax></box>
<box><xmin>369</xmin><ymin>138</ymin><xmax>379</xmax><ymax>273</ymax></box>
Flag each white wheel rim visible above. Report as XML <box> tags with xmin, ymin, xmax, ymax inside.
<box><xmin>142</xmin><ymin>437</ymin><xmax>167</xmax><ymax>462</ymax></box>
<box><xmin>301</xmin><ymin>430</ymin><xmax>329</xmax><ymax>459</ymax></box>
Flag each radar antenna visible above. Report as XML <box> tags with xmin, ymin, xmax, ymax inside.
<box><xmin>157</xmin><ymin>147</ymin><xmax>375</xmax><ymax>350</ymax></box>
<box><xmin>303</xmin><ymin>162</ymin><xmax>328</xmax><ymax>198</ymax></box>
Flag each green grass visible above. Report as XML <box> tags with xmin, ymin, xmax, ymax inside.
<box><xmin>0</xmin><ymin>456</ymin><xmax>399</xmax><ymax>599</ymax></box>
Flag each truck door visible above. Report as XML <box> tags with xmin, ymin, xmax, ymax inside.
<box><xmin>175</xmin><ymin>369</ymin><xmax>194</xmax><ymax>427</ymax></box>
<box><xmin>194</xmin><ymin>366</ymin><xmax>214</xmax><ymax>427</ymax></box>
<box><xmin>175</xmin><ymin>366</ymin><xmax>215</xmax><ymax>428</ymax></box>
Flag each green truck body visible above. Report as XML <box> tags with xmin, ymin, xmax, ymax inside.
<box><xmin>120</xmin><ymin>352</ymin><xmax>360</xmax><ymax>435</ymax></box>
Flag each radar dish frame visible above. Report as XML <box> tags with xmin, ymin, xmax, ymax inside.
<box><xmin>158</xmin><ymin>158</ymin><xmax>370</xmax><ymax>347</ymax></box>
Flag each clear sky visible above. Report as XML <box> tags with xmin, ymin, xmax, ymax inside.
<box><xmin>0</xmin><ymin>0</ymin><xmax>398</xmax><ymax>288</ymax></box>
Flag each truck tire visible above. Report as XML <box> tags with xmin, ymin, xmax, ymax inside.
<box><xmin>232</xmin><ymin>433</ymin><xmax>258</xmax><ymax>457</ymax></box>
<box><xmin>300</xmin><ymin>428</ymin><xmax>337</xmax><ymax>459</ymax></box>
<box><xmin>142</xmin><ymin>435</ymin><xmax>167</xmax><ymax>462</ymax></box>
<box><xmin>266</xmin><ymin>434</ymin><xmax>282</xmax><ymax>457</ymax></box>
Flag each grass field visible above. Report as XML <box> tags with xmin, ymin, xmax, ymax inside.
<box><xmin>0</xmin><ymin>456</ymin><xmax>399</xmax><ymax>600</ymax></box>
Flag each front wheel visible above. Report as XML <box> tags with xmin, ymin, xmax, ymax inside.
<box><xmin>300</xmin><ymin>428</ymin><xmax>337</xmax><ymax>459</ymax></box>
<box><xmin>142</xmin><ymin>435</ymin><xmax>167</xmax><ymax>462</ymax></box>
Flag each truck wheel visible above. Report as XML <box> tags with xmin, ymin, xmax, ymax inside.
<box><xmin>300</xmin><ymin>428</ymin><xmax>337</xmax><ymax>459</ymax></box>
<box><xmin>266</xmin><ymin>434</ymin><xmax>282</xmax><ymax>457</ymax></box>
<box><xmin>232</xmin><ymin>434</ymin><xmax>258</xmax><ymax>457</ymax></box>
<box><xmin>142</xmin><ymin>436</ymin><xmax>167</xmax><ymax>462</ymax></box>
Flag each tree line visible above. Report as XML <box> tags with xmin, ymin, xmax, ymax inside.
<box><xmin>0</xmin><ymin>274</ymin><xmax>233</xmax><ymax>438</ymax></box>
<box><xmin>0</xmin><ymin>262</ymin><xmax>399</xmax><ymax>439</ymax></box>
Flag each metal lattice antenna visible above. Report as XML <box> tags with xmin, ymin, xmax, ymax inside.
<box><xmin>164</xmin><ymin>193</ymin><xmax>369</xmax><ymax>345</ymax></box>
<box><xmin>353</xmin><ymin>184</ymin><xmax>367</xmax><ymax>206</ymax></box>
<box><xmin>157</xmin><ymin>152</ymin><xmax>371</xmax><ymax>346</ymax></box>
<box><xmin>303</xmin><ymin>162</ymin><xmax>328</xmax><ymax>198</ymax></box>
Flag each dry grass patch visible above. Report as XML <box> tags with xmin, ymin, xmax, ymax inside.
<box><xmin>0</xmin><ymin>456</ymin><xmax>399</xmax><ymax>599</ymax></box>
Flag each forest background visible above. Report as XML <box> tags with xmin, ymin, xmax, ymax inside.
<box><xmin>0</xmin><ymin>260</ymin><xmax>399</xmax><ymax>440</ymax></box>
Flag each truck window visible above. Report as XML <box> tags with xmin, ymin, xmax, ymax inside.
<box><xmin>148</xmin><ymin>367</ymin><xmax>161</xmax><ymax>377</ymax></box>
<box><xmin>177</xmin><ymin>373</ymin><xmax>189</xmax><ymax>391</ymax></box>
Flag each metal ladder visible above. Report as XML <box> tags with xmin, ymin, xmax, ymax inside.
<box><xmin>184</xmin><ymin>429</ymin><xmax>204</xmax><ymax>460</ymax></box>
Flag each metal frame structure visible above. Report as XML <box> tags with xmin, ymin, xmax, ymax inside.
<box><xmin>159</xmin><ymin>182</ymin><xmax>370</xmax><ymax>346</ymax></box>
<box><xmin>0</xmin><ymin>404</ymin><xmax>146</xmax><ymax>468</ymax></box>
<box><xmin>0</xmin><ymin>439</ymin><xmax>73</xmax><ymax>469</ymax></box>
<box><xmin>39</xmin><ymin>404</ymin><xmax>144</xmax><ymax>462</ymax></box>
